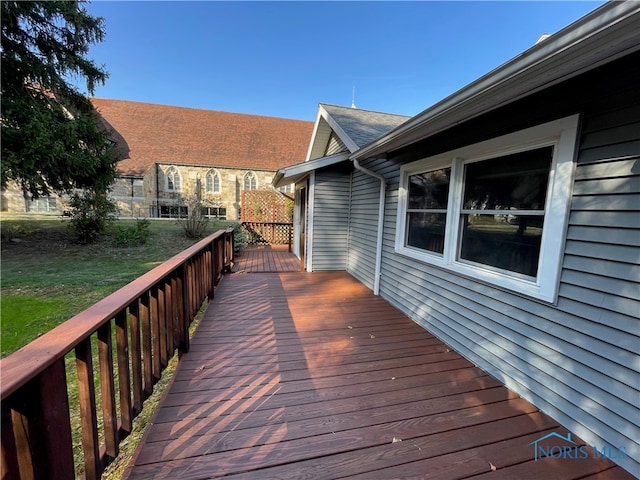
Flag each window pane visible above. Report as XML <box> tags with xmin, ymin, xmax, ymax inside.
<box><xmin>463</xmin><ymin>147</ymin><xmax>553</xmax><ymax>211</ymax></box>
<box><xmin>408</xmin><ymin>168</ymin><xmax>450</xmax><ymax>209</ymax></box>
<box><xmin>406</xmin><ymin>212</ymin><xmax>447</xmax><ymax>254</ymax></box>
<box><xmin>459</xmin><ymin>214</ymin><xmax>543</xmax><ymax>277</ymax></box>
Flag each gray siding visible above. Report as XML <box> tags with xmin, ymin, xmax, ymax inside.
<box><xmin>324</xmin><ymin>131</ymin><xmax>348</xmax><ymax>156</ymax></box>
<box><xmin>310</xmin><ymin>167</ymin><xmax>351</xmax><ymax>271</ymax></box>
<box><xmin>346</xmin><ymin>164</ymin><xmax>385</xmax><ymax>289</ymax></box>
<box><xmin>358</xmin><ymin>102</ymin><xmax>640</xmax><ymax>474</ymax></box>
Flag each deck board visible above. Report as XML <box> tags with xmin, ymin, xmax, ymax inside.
<box><xmin>232</xmin><ymin>245</ymin><xmax>299</xmax><ymax>273</ymax></box>
<box><xmin>125</xmin><ymin>270</ymin><xmax>634</xmax><ymax>479</ymax></box>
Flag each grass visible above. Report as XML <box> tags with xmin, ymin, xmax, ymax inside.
<box><xmin>1</xmin><ymin>216</ymin><xmax>235</xmax><ymax>356</ymax></box>
<box><xmin>1</xmin><ymin>215</ymin><xmax>235</xmax><ymax>478</ymax></box>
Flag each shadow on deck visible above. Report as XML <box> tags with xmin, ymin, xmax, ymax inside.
<box><xmin>125</xmin><ymin>260</ymin><xmax>631</xmax><ymax>478</ymax></box>
<box><xmin>232</xmin><ymin>245</ymin><xmax>300</xmax><ymax>273</ymax></box>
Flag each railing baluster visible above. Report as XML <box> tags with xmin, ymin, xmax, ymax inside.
<box><xmin>150</xmin><ymin>288</ymin><xmax>161</xmax><ymax>381</ymax></box>
<box><xmin>76</xmin><ymin>337</ymin><xmax>101</xmax><ymax>480</ymax></box>
<box><xmin>115</xmin><ymin>310</ymin><xmax>133</xmax><ymax>434</ymax></box>
<box><xmin>97</xmin><ymin>322</ymin><xmax>118</xmax><ymax>460</ymax></box>
<box><xmin>177</xmin><ymin>268</ymin><xmax>189</xmax><ymax>354</ymax></box>
<box><xmin>1</xmin><ymin>402</ymin><xmax>20</xmax><ymax>479</ymax></box>
<box><xmin>165</xmin><ymin>279</ymin><xmax>174</xmax><ymax>358</ymax></box>
<box><xmin>129</xmin><ymin>300</ymin><xmax>144</xmax><ymax>413</ymax></box>
<box><xmin>171</xmin><ymin>273</ymin><xmax>180</xmax><ymax>351</ymax></box>
<box><xmin>9</xmin><ymin>402</ymin><xmax>34</xmax><ymax>480</ymax></box>
<box><xmin>37</xmin><ymin>358</ymin><xmax>75</xmax><ymax>478</ymax></box>
<box><xmin>3</xmin><ymin>358</ymin><xmax>75</xmax><ymax>479</ymax></box>
<box><xmin>140</xmin><ymin>293</ymin><xmax>153</xmax><ymax>395</ymax></box>
<box><xmin>158</xmin><ymin>285</ymin><xmax>167</xmax><ymax>368</ymax></box>
<box><xmin>188</xmin><ymin>260</ymin><xmax>195</xmax><ymax>317</ymax></box>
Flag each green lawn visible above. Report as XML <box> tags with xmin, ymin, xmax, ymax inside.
<box><xmin>1</xmin><ymin>216</ymin><xmax>234</xmax><ymax>356</ymax></box>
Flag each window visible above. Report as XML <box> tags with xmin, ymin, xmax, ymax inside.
<box><xmin>243</xmin><ymin>171</ymin><xmax>257</xmax><ymax>190</ymax></box>
<box><xmin>396</xmin><ymin>115</ymin><xmax>579</xmax><ymax>302</ymax></box>
<box><xmin>206</xmin><ymin>169</ymin><xmax>221</xmax><ymax>193</ymax></box>
<box><xmin>279</xmin><ymin>183</ymin><xmax>294</xmax><ymax>194</ymax></box>
<box><xmin>159</xmin><ymin>205</ymin><xmax>188</xmax><ymax>218</ymax></box>
<box><xmin>166</xmin><ymin>166</ymin><xmax>181</xmax><ymax>191</ymax></box>
<box><xmin>26</xmin><ymin>196</ymin><xmax>58</xmax><ymax>213</ymax></box>
<box><xmin>200</xmin><ymin>206</ymin><xmax>227</xmax><ymax>220</ymax></box>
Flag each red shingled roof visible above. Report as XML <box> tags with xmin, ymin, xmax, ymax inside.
<box><xmin>91</xmin><ymin>98</ymin><xmax>314</xmax><ymax>176</ymax></box>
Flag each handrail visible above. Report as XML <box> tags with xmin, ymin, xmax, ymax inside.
<box><xmin>0</xmin><ymin>227</ymin><xmax>234</xmax><ymax>479</ymax></box>
<box><xmin>241</xmin><ymin>221</ymin><xmax>293</xmax><ymax>249</ymax></box>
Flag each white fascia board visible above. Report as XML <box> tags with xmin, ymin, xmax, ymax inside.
<box><xmin>272</xmin><ymin>152</ymin><xmax>350</xmax><ymax>188</ymax></box>
<box><xmin>305</xmin><ymin>106</ymin><xmax>327</xmax><ymax>161</ymax></box>
<box><xmin>319</xmin><ymin>104</ymin><xmax>360</xmax><ymax>153</ymax></box>
<box><xmin>352</xmin><ymin>2</ymin><xmax>640</xmax><ymax>160</ymax></box>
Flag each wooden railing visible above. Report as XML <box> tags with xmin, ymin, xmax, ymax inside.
<box><xmin>0</xmin><ymin>227</ymin><xmax>234</xmax><ymax>480</ymax></box>
<box><xmin>241</xmin><ymin>221</ymin><xmax>293</xmax><ymax>249</ymax></box>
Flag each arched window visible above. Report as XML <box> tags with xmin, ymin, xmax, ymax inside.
<box><xmin>243</xmin><ymin>171</ymin><xmax>257</xmax><ymax>190</ymax></box>
<box><xmin>166</xmin><ymin>166</ymin><xmax>181</xmax><ymax>191</ymax></box>
<box><xmin>206</xmin><ymin>169</ymin><xmax>221</xmax><ymax>193</ymax></box>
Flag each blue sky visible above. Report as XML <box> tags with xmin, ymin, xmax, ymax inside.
<box><xmin>84</xmin><ymin>1</ymin><xmax>606</xmax><ymax>121</ymax></box>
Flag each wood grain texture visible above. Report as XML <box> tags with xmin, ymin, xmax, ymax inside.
<box><xmin>124</xmin><ymin>270</ymin><xmax>632</xmax><ymax>479</ymax></box>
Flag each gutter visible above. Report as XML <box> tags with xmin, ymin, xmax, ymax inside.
<box><xmin>352</xmin><ymin>1</ymin><xmax>640</xmax><ymax>160</ymax></box>
<box><xmin>351</xmin><ymin>158</ymin><xmax>385</xmax><ymax>296</ymax></box>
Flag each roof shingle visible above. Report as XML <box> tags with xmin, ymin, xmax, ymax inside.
<box><xmin>91</xmin><ymin>98</ymin><xmax>314</xmax><ymax>176</ymax></box>
<box><xmin>321</xmin><ymin>104</ymin><xmax>410</xmax><ymax>148</ymax></box>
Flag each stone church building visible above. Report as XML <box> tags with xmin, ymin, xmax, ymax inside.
<box><xmin>2</xmin><ymin>98</ymin><xmax>313</xmax><ymax>220</ymax></box>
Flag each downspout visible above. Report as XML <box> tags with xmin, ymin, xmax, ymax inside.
<box><xmin>155</xmin><ymin>164</ymin><xmax>160</xmax><ymax>218</ymax></box>
<box><xmin>351</xmin><ymin>158</ymin><xmax>385</xmax><ymax>296</ymax></box>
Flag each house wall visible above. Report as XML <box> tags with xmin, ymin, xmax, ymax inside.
<box><xmin>346</xmin><ymin>167</ymin><xmax>380</xmax><ymax>289</ymax></box>
<box><xmin>348</xmin><ymin>54</ymin><xmax>640</xmax><ymax>474</ymax></box>
<box><xmin>309</xmin><ymin>165</ymin><xmax>351</xmax><ymax>271</ymax></box>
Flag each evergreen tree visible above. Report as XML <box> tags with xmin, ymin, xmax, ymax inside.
<box><xmin>1</xmin><ymin>1</ymin><xmax>115</xmax><ymax>198</ymax></box>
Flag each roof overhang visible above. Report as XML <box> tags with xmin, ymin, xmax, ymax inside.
<box><xmin>352</xmin><ymin>2</ymin><xmax>640</xmax><ymax>160</ymax></box>
<box><xmin>272</xmin><ymin>152</ymin><xmax>350</xmax><ymax>188</ymax></box>
<box><xmin>306</xmin><ymin>105</ymin><xmax>359</xmax><ymax>160</ymax></box>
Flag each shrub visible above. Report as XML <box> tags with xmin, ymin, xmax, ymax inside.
<box><xmin>68</xmin><ymin>189</ymin><xmax>117</xmax><ymax>243</ymax></box>
<box><xmin>112</xmin><ymin>218</ymin><xmax>151</xmax><ymax>247</ymax></box>
<box><xmin>177</xmin><ymin>178</ymin><xmax>210</xmax><ymax>239</ymax></box>
<box><xmin>233</xmin><ymin>223</ymin><xmax>248</xmax><ymax>253</ymax></box>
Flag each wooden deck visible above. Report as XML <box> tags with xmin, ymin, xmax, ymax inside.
<box><xmin>232</xmin><ymin>245</ymin><xmax>300</xmax><ymax>273</ymax></box>
<box><xmin>124</xmin><ymin>269</ymin><xmax>632</xmax><ymax>479</ymax></box>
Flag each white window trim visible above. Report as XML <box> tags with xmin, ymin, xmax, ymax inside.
<box><xmin>395</xmin><ymin>115</ymin><xmax>579</xmax><ymax>303</ymax></box>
